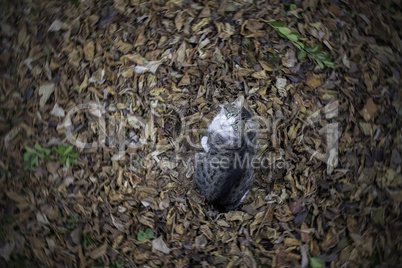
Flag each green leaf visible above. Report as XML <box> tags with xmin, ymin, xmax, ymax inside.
<box><xmin>25</xmin><ymin>146</ymin><xmax>36</xmax><ymax>153</ymax></box>
<box><xmin>269</xmin><ymin>21</ymin><xmax>286</xmax><ymax>27</ymax></box>
<box><xmin>66</xmin><ymin>158</ymin><xmax>71</xmax><ymax>169</ymax></box>
<box><xmin>280</xmin><ymin>10</ymin><xmax>286</xmax><ymax>16</ymax></box>
<box><xmin>145</xmin><ymin>228</ymin><xmax>154</xmax><ymax>239</ymax></box>
<box><xmin>293</xmin><ymin>42</ymin><xmax>303</xmax><ymax>50</ymax></box>
<box><xmin>277</xmin><ymin>27</ymin><xmax>291</xmax><ymax>35</ymax></box>
<box><xmin>306</xmin><ymin>45</ymin><xmax>322</xmax><ymax>53</ymax></box>
<box><xmin>70</xmin><ymin>152</ymin><xmax>79</xmax><ymax>159</ymax></box>
<box><xmin>310</xmin><ymin>257</ymin><xmax>324</xmax><ymax>268</ymax></box>
<box><xmin>268</xmin><ymin>20</ymin><xmax>333</xmax><ymax>69</ymax></box>
<box><xmin>287</xmin><ymin>34</ymin><xmax>298</xmax><ymax>42</ymax></box>
<box><xmin>54</xmin><ymin>147</ymin><xmax>63</xmax><ymax>155</ymax></box>
<box><xmin>311</xmin><ymin>45</ymin><xmax>322</xmax><ymax>53</ymax></box>
<box><xmin>137</xmin><ymin>230</ymin><xmax>146</xmax><ymax>241</ymax></box>
<box><xmin>23</xmin><ymin>153</ymin><xmax>31</xmax><ymax>161</ymax></box>
<box><xmin>316</xmin><ymin>59</ymin><xmax>324</xmax><ymax>69</ymax></box>
<box><xmin>323</xmin><ymin>60</ymin><xmax>336</xmax><ymax>68</ymax></box>
<box><xmin>34</xmin><ymin>143</ymin><xmax>42</xmax><ymax>151</ymax></box>
<box><xmin>277</xmin><ymin>31</ymin><xmax>286</xmax><ymax>38</ymax></box>
<box><xmin>290</xmin><ymin>4</ymin><xmax>297</xmax><ymax>10</ymax></box>
<box><xmin>316</xmin><ymin>53</ymin><xmax>331</xmax><ymax>61</ymax></box>
<box><xmin>297</xmin><ymin>50</ymin><xmax>307</xmax><ymax>59</ymax></box>
<box><xmin>137</xmin><ymin>228</ymin><xmax>154</xmax><ymax>241</ymax></box>
<box><xmin>64</xmin><ymin>145</ymin><xmax>74</xmax><ymax>155</ymax></box>
<box><xmin>113</xmin><ymin>259</ymin><xmax>124</xmax><ymax>268</ymax></box>
<box><xmin>296</xmin><ymin>41</ymin><xmax>305</xmax><ymax>49</ymax></box>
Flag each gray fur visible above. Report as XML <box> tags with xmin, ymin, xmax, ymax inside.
<box><xmin>195</xmin><ymin>103</ymin><xmax>257</xmax><ymax>212</ymax></box>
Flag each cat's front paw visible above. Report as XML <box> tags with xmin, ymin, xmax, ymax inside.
<box><xmin>201</xmin><ymin>136</ymin><xmax>210</xmax><ymax>152</ymax></box>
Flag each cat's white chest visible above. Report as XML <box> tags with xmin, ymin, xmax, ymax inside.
<box><xmin>201</xmin><ymin>136</ymin><xmax>210</xmax><ymax>152</ymax></box>
<box><xmin>208</xmin><ymin>113</ymin><xmax>236</xmax><ymax>138</ymax></box>
<box><xmin>201</xmin><ymin>109</ymin><xmax>237</xmax><ymax>152</ymax></box>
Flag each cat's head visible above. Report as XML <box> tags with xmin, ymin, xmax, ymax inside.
<box><xmin>221</xmin><ymin>96</ymin><xmax>246</xmax><ymax>130</ymax></box>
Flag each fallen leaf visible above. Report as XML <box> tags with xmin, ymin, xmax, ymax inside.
<box><xmin>259</xmin><ymin>60</ymin><xmax>275</xmax><ymax>72</ymax></box>
<box><xmin>192</xmin><ymin>18</ymin><xmax>209</xmax><ymax>33</ymax></box>
<box><xmin>48</xmin><ymin>19</ymin><xmax>68</xmax><ymax>32</ymax></box>
<box><xmin>0</xmin><ymin>241</ymin><xmax>15</xmax><ymax>261</ymax></box>
<box><xmin>50</xmin><ymin>103</ymin><xmax>65</xmax><ymax>117</ymax></box>
<box><xmin>88</xmin><ymin>241</ymin><xmax>108</xmax><ymax>259</ymax></box>
<box><xmin>282</xmin><ymin>49</ymin><xmax>297</xmax><ymax>68</ymax></box>
<box><xmin>152</xmin><ymin>236</ymin><xmax>170</xmax><ymax>254</ymax></box>
<box><xmin>306</xmin><ymin>73</ymin><xmax>323</xmax><ymax>89</ymax></box>
<box><xmin>178</xmin><ymin>72</ymin><xmax>191</xmax><ymax>86</ymax></box>
<box><xmin>359</xmin><ymin>97</ymin><xmax>378</xmax><ymax>121</ymax></box>
<box><xmin>6</xmin><ymin>191</ymin><xmax>26</xmax><ymax>203</ymax></box>
<box><xmin>116</xmin><ymin>40</ymin><xmax>133</xmax><ymax>54</ymax></box>
<box><xmin>84</xmin><ymin>40</ymin><xmax>95</xmax><ymax>61</ymax></box>
<box><xmin>36</xmin><ymin>212</ymin><xmax>50</xmax><ymax>225</ymax></box>
<box><xmin>89</xmin><ymin>68</ymin><xmax>105</xmax><ymax>85</ymax></box>
<box><xmin>39</xmin><ymin>83</ymin><xmax>55</xmax><ymax>107</ymax></box>
<box><xmin>195</xmin><ymin>234</ymin><xmax>208</xmax><ymax>250</ymax></box>
<box><xmin>276</xmin><ymin>78</ymin><xmax>287</xmax><ymax>98</ymax></box>
<box><xmin>252</xmin><ymin>70</ymin><xmax>267</xmax><ymax>79</ymax></box>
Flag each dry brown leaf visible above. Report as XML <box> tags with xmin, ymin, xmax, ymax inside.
<box><xmin>88</xmin><ymin>241</ymin><xmax>108</xmax><ymax>259</ymax></box>
<box><xmin>321</xmin><ymin>230</ymin><xmax>339</xmax><ymax>251</ymax></box>
<box><xmin>152</xmin><ymin>236</ymin><xmax>170</xmax><ymax>254</ymax></box>
<box><xmin>359</xmin><ymin>97</ymin><xmax>378</xmax><ymax>121</ymax></box>
<box><xmin>116</xmin><ymin>40</ymin><xmax>133</xmax><ymax>54</ymax></box>
<box><xmin>306</xmin><ymin>73</ymin><xmax>323</xmax><ymax>89</ymax></box>
<box><xmin>178</xmin><ymin>72</ymin><xmax>191</xmax><ymax>86</ymax></box>
<box><xmin>84</xmin><ymin>40</ymin><xmax>95</xmax><ymax>61</ymax></box>
<box><xmin>120</xmin><ymin>53</ymin><xmax>145</xmax><ymax>65</ymax></box>
<box><xmin>192</xmin><ymin>18</ymin><xmax>209</xmax><ymax>33</ymax></box>
<box><xmin>114</xmin><ymin>0</ymin><xmax>126</xmax><ymax>13</ymax></box>
<box><xmin>79</xmin><ymin>246</ymin><xmax>86</xmax><ymax>268</ymax></box>
<box><xmin>282</xmin><ymin>49</ymin><xmax>297</xmax><ymax>68</ymax></box>
<box><xmin>175</xmin><ymin>13</ymin><xmax>184</xmax><ymax>31</ymax></box>
<box><xmin>259</xmin><ymin>60</ymin><xmax>275</xmax><ymax>72</ymax></box>
<box><xmin>39</xmin><ymin>83</ymin><xmax>55</xmax><ymax>107</ymax></box>
<box><xmin>134</xmin><ymin>27</ymin><xmax>147</xmax><ymax>48</ymax></box>
<box><xmin>5</xmin><ymin>191</ymin><xmax>26</xmax><ymax>203</ymax></box>
<box><xmin>198</xmin><ymin>6</ymin><xmax>211</xmax><ymax>18</ymax></box>
<box><xmin>251</xmin><ymin>70</ymin><xmax>267</xmax><ymax>79</ymax></box>
<box><xmin>68</xmin><ymin>49</ymin><xmax>80</xmax><ymax>69</ymax></box>
<box><xmin>195</xmin><ymin>235</ymin><xmax>208</xmax><ymax>250</ymax></box>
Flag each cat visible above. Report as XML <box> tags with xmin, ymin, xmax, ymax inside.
<box><xmin>195</xmin><ymin>96</ymin><xmax>257</xmax><ymax>212</ymax></box>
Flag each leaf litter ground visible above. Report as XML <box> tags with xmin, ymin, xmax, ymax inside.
<box><xmin>0</xmin><ymin>0</ymin><xmax>401</xmax><ymax>267</ymax></box>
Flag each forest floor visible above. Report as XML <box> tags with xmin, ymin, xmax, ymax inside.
<box><xmin>0</xmin><ymin>0</ymin><xmax>401</xmax><ymax>267</ymax></box>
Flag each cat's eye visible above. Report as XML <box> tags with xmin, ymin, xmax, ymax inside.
<box><xmin>232</xmin><ymin>124</ymin><xmax>238</xmax><ymax>129</ymax></box>
<box><xmin>226</xmin><ymin>113</ymin><xmax>231</xmax><ymax>118</ymax></box>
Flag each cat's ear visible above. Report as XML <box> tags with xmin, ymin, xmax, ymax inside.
<box><xmin>233</xmin><ymin>96</ymin><xmax>244</xmax><ymax>109</ymax></box>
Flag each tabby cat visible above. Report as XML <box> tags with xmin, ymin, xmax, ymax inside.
<box><xmin>195</xmin><ymin>96</ymin><xmax>257</xmax><ymax>212</ymax></box>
